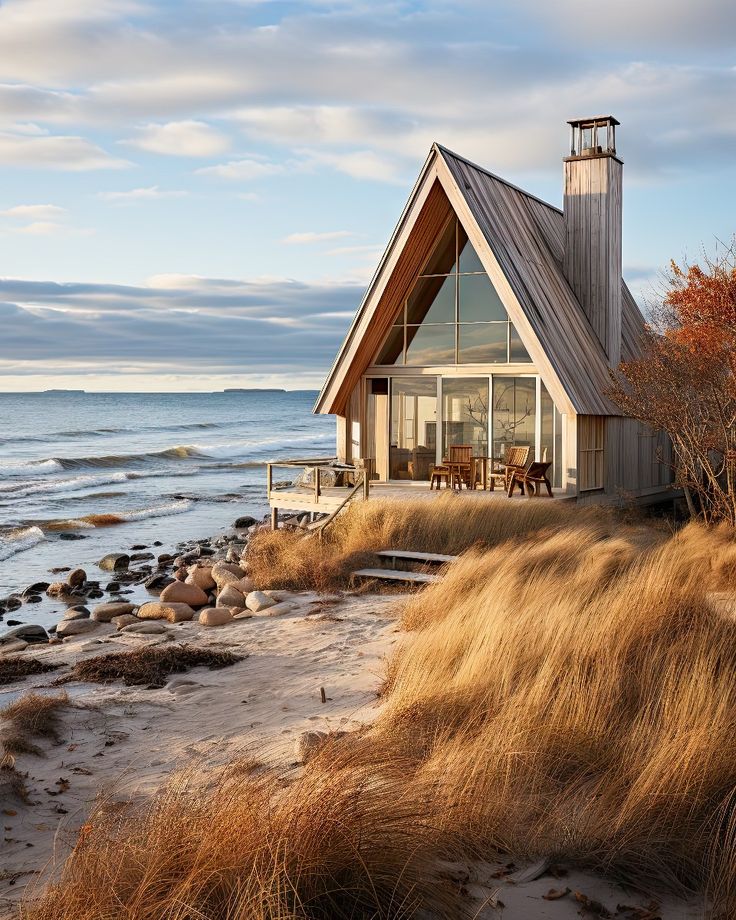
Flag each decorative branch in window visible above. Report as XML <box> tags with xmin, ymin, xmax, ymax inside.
<box><xmin>464</xmin><ymin>393</ymin><xmax>488</xmax><ymax>428</ymax></box>
<box><xmin>493</xmin><ymin>382</ymin><xmax>533</xmax><ymax>441</ymax></box>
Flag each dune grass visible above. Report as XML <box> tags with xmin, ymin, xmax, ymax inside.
<box><xmin>22</xmin><ymin>507</ymin><xmax>736</xmax><ymax>918</ymax></box>
<box><xmin>247</xmin><ymin>492</ymin><xmax>609</xmax><ymax>591</ymax></box>
<box><xmin>1</xmin><ymin>691</ymin><xmax>69</xmax><ymax>757</ymax></box>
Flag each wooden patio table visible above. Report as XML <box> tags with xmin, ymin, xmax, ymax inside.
<box><xmin>472</xmin><ymin>456</ymin><xmax>507</xmax><ymax>491</ymax></box>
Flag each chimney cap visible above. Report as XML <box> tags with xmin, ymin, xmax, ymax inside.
<box><xmin>567</xmin><ymin>115</ymin><xmax>620</xmax><ymax>127</ymax></box>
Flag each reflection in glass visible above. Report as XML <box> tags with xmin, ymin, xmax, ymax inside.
<box><xmin>458</xmin><ymin>273</ymin><xmax>507</xmax><ymax>322</ymax></box>
<box><xmin>442</xmin><ymin>378</ymin><xmax>488</xmax><ymax>458</ymax></box>
<box><xmin>390</xmin><ymin>377</ymin><xmax>437</xmax><ymax>480</ymax></box>
<box><xmin>419</xmin><ymin>219</ymin><xmax>456</xmax><ymax>276</ymax></box>
<box><xmin>541</xmin><ymin>380</ymin><xmax>563</xmax><ymax>488</ymax></box>
<box><xmin>406</xmin><ymin>273</ymin><xmax>455</xmax><ymax>324</ymax></box>
<box><xmin>405</xmin><ymin>324</ymin><xmax>455</xmax><ymax>365</ymax></box>
<box><xmin>492</xmin><ymin>377</ymin><xmax>536</xmax><ymax>460</ymax></box>
<box><xmin>509</xmin><ymin>324</ymin><xmax>531</xmax><ymax>362</ymax></box>
<box><xmin>457</xmin><ymin>225</ymin><xmax>485</xmax><ymax>273</ymax></box>
<box><xmin>458</xmin><ymin>323</ymin><xmax>507</xmax><ymax>364</ymax></box>
<box><xmin>376</xmin><ymin>325</ymin><xmax>404</xmax><ymax>365</ymax></box>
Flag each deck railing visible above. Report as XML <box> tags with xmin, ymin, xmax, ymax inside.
<box><xmin>266</xmin><ymin>457</ymin><xmax>371</xmax><ymax>528</ymax></box>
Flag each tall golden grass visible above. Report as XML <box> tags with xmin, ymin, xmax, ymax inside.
<box><xmin>23</xmin><ymin>507</ymin><xmax>736</xmax><ymax>918</ymax></box>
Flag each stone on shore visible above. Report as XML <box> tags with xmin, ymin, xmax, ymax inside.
<box><xmin>144</xmin><ymin>573</ymin><xmax>174</xmax><ymax>591</ymax></box>
<box><xmin>236</xmin><ymin>576</ymin><xmax>255</xmax><ymax>594</ymax></box>
<box><xmin>2</xmin><ymin>623</ymin><xmax>49</xmax><ymax>643</ymax></box>
<box><xmin>197</xmin><ymin>607</ymin><xmax>233</xmax><ymax>627</ymax></box>
<box><xmin>56</xmin><ymin>619</ymin><xmax>100</xmax><ymax>638</ymax></box>
<box><xmin>111</xmin><ymin>614</ymin><xmax>139</xmax><ymax>629</ymax></box>
<box><xmin>159</xmin><ymin>581</ymin><xmax>209</xmax><ymax>607</ymax></box>
<box><xmin>262</xmin><ymin>601</ymin><xmax>293</xmax><ymax>617</ymax></box>
<box><xmin>211</xmin><ymin>561</ymin><xmax>245</xmax><ymax>589</ymax></box>
<box><xmin>63</xmin><ymin>609</ymin><xmax>91</xmax><ymax>621</ymax></box>
<box><xmin>234</xmin><ymin>515</ymin><xmax>257</xmax><ymax>529</ymax></box>
<box><xmin>46</xmin><ymin>582</ymin><xmax>73</xmax><ymax>598</ymax></box>
<box><xmin>138</xmin><ymin>601</ymin><xmax>195</xmax><ymax>623</ymax></box>
<box><xmin>0</xmin><ymin>638</ymin><xmax>28</xmax><ymax>655</ymax></box>
<box><xmin>185</xmin><ymin>565</ymin><xmax>216</xmax><ymax>592</ymax></box>
<box><xmin>121</xmin><ymin>621</ymin><xmax>169</xmax><ymax>635</ymax></box>
<box><xmin>92</xmin><ymin>602</ymin><xmax>137</xmax><ymax>623</ymax></box>
<box><xmin>98</xmin><ymin>553</ymin><xmax>130</xmax><ymax>572</ymax></box>
<box><xmin>67</xmin><ymin>568</ymin><xmax>87</xmax><ymax>588</ymax></box>
<box><xmin>217</xmin><ymin>585</ymin><xmax>246</xmax><ymax>608</ymax></box>
<box><xmin>246</xmin><ymin>590</ymin><xmax>276</xmax><ymax>613</ymax></box>
<box><xmin>21</xmin><ymin>581</ymin><xmax>49</xmax><ymax>597</ymax></box>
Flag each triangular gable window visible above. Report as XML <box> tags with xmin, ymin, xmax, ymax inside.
<box><xmin>375</xmin><ymin>218</ymin><xmax>531</xmax><ymax>365</ymax></box>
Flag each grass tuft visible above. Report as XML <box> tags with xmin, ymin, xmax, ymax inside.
<box><xmin>1</xmin><ymin>692</ymin><xmax>69</xmax><ymax>757</ymax></box>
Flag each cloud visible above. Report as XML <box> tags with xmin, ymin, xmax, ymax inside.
<box><xmin>0</xmin><ymin>274</ymin><xmax>360</xmax><ymax>381</ymax></box>
<box><xmin>12</xmin><ymin>221</ymin><xmax>94</xmax><ymax>237</ymax></box>
<box><xmin>98</xmin><ymin>185</ymin><xmax>189</xmax><ymax>202</ymax></box>
<box><xmin>282</xmin><ymin>230</ymin><xmax>352</xmax><ymax>245</ymax></box>
<box><xmin>196</xmin><ymin>157</ymin><xmax>285</xmax><ymax>180</ymax></box>
<box><xmin>297</xmin><ymin>148</ymin><xmax>408</xmax><ymax>184</ymax></box>
<box><xmin>122</xmin><ymin>120</ymin><xmax>230</xmax><ymax>157</ymax></box>
<box><xmin>0</xmin><ymin>204</ymin><xmax>66</xmax><ymax>220</ymax></box>
<box><xmin>0</xmin><ymin>132</ymin><xmax>130</xmax><ymax>170</ymax></box>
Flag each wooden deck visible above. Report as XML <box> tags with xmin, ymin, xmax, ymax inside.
<box><xmin>268</xmin><ymin>478</ymin><xmax>568</xmax><ymax>523</ymax></box>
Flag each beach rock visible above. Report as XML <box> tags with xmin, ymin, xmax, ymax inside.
<box><xmin>137</xmin><ymin>602</ymin><xmax>195</xmax><ymax>623</ymax></box>
<box><xmin>153</xmin><ymin>540</ymin><xmax>163</xmax><ymax>547</ymax></box>
<box><xmin>98</xmin><ymin>553</ymin><xmax>130</xmax><ymax>572</ymax></box>
<box><xmin>246</xmin><ymin>591</ymin><xmax>276</xmax><ymax>613</ymax></box>
<box><xmin>262</xmin><ymin>602</ymin><xmax>293</xmax><ymax>617</ymax></box>
<box><xmin>130</xmin><ymin>544</ymin><xmax>148</xmax><ymax>550</ymax></box>
<box><xmin>67</xmin><ymin>568</ymin><xmax>87</xmax><ymax>588</ymax></box>
<box><xmin>185</xmin><ymin>565</ymin><xmax>216</xmax><ymax>592</ymax></box>
<box><xmin>112</xmin><ymin>614</ymin><xmax>139</xmax><ymax>629</ymax></box>
<box><xmin>88</xmin><ymin>589</ymin><xmax>104</xmax><ymax>599</ymax></box>
<box><xmin>63</xmin><ymin>608</ymin><xmax>90</xmax><ymax>621</ymax></box>
<box><xmin>21</xmin><ymin>581</ymin><xmax>50</xmax><ymax>596</ymax></box>
<box><xmin>211</xmin><ymin>561</ymin><xmax>245</xmax><ymax>589</ymax></box>
<box><xmin>25</xmin><ymin>595</ymin><xmax>43</xmax><ymax>604</ymax></box>
<box><xmin>49</xmin><ymin>566</ymin><xmax>71</xmax><ymax>573</ymax></box>
<box><xmin>294</xmin><ymin>731</ymin><xmax>329</xmax><ymax>763</ymax></box>
<box><xmin>234</xmin><ymin>515</ymin><xmax>257</xmax><ymax>529</ymax></box>
<box><xmin>144</xmin><ymin>573</ymin><xmax>174</xmax><ymax>591</ymax></box>
<box><xmin>0</xmin><ymin>638</ymin><xmax>28</xmax><ymax>655</ymax></box>
<box><xmin>197</xmin><ymin>607</ymin><xmax>233</xmax><ymax>627</ymax></box>
<box><xmin>232</xmin><ymin>610</ymin><xmax>253</xmax><ymax>620</ymax></box>
<box><xmin>173</xmin><ymin>568</ymin><xmax>188</xmax><ymax>582</ymax></box>
<box><xmin>56</xmin><ymin>619</ymin><xmax>100</xmax><ymax>638</ymax></box>
<box><xmin>157</xmin><ymin>552</ymin><xmax>174</xmax><ymax>564</ymax></box>
<box><xmin>105</xmin><ymin>581</ymin><xmax>120</xmax><ymax>592</ymax></box>
<box><xmin>3</xmin><ymin>623</ymin><xmax>48</xmax><ymax>643</ymax></box>
<box><xmin>130</xmin><ymin>552</ymin><xmax>154</xmax><ymax>561</ymax></box>
<box><xmin>120</xmin><ymin>621</ymin><xmax>168</xmax><ymax>635</ymax></box>
<box><xmin>59</xmin><ymin>532</ymin><xmax>87</xmax><ymax>541</ymax></box>
<box><xmin>159</xmin><ymin>581</ymin><xmax>209</xmax><ymax>608</ymax></box>
<box><xmin>235</xmin><ymin>576</ymin><xmax>255</xmax><ymax>595</ymax></box>
<box><xmin>92</xmin><ymin>602</ymin><xmax>137</xmax><ymax>622</ymax></box>
<box><xmin>217</xmin><ymin>585</ymin><xmax>246</xmax><ymax>608</ymax></box>
<box><xmin>5</xmin><ymin>596</ymin><xmax>22</xmax><ymax>611</ymax></box>
<box><xmin>6</xmin><ymin>619</ymin><xmax>22</xmax><ymax>626</ymax></box>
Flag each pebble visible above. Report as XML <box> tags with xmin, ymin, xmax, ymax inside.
<box><xmin>98</xmin><ymin>553</ymin><xmax>130</xmax><ymax>572</ymax></box>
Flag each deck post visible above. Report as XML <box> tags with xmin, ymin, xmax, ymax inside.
<box><xmin>271</xmin><ymin>506</ymin><xmax>278</xmax><ymax>531</ymax></box>
<box><xmin>362</xmin><ymin>472</ymin><xmax>370</xmax><ymax>500</ymax></box>
<box><xmin>267</xmin><ymin>463</ymin><xmax>273</xmax><ymax>498</ymax></box>
<box><xmin>314</xmin><ymin>466</ymin><xmax>321</xmax><ymax>502</ymax></box>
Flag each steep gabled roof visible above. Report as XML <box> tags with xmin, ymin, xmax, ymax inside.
<box><xmin>315</xmin><ymin>143</ymin><xmax>646</xmax><ymax>417</ymax></box>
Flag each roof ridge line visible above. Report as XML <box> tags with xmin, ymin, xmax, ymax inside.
<box><xmin>434</xmin><ymin>143</ymin><xmax>563</xmax><ymax>216</ymax></box>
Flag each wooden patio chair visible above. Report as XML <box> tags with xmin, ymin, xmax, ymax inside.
<box><xmin>501</xmin><ymin>445</ymin><xmax>530</xmax><ymax>489</ymax></box>
<box><xmin>443</xmin><ymin>444</ymin><xmax>474</xmax><ymax>489</ymax></box>
<box><xmin>507</xmin><ymin>460</ymin><xmax>553</xmax><ymax>497</ymax></box>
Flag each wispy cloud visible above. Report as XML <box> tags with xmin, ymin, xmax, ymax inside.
<box><xmin>0</xmin><ymin>203</ymin><xmax>66</xmax><ymax>220</ymax></box>
<box><xmin>0</xmin><ymin>132</ymin><xmax>129</xmax><ymax>170</ymax></box>
<box><xmin>195</xmin><ymin>157</ymin><xmax>285</xmax><ymax>180</ymax></box>
<box><xmin>122</xmin><ymin>120</ymin><xmax>230</xmax><ymax>157</ymax></box>
<box><xmin>282</xmin><ymin>230</ymin><xmax>352</xmax><ymax>245</ymax></box>
<box><xmin>98</xmin><ymin>185</ymin><xmax>189</xmax><ymax>202</ymax></box>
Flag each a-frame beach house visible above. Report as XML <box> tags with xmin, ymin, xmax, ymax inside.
<box><xmin>315</xmin><ymin>117</ymin><xmax>672</xmax><ymax>502</ymax></box>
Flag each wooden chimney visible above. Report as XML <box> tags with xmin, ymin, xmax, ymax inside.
<box><xmin>563</xmin><ymin>116</ymin><xmax>622</xmax><ymax>367</ymax></box>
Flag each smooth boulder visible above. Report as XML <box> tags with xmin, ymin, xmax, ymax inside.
<box><xmin>56</xmin><ymin>619</ymin><xmax>100</xmax><ymax>638</ymax></box>
<box><xmin>159</xmin><ymin>580</ymin><xmax>209</xmax><ymax>608</ymax></box>
<box><xmin>185</xmin><ymin>565</ymin><xmax>216</xmax><ymax>592</ymax></box>
<box><xmin>67</xmin><ymin>568</ymin><xmax>87</xmax><ymax>588</ymax></box>
<box><xmin>217</xmin><ymin>585</ymin><xmax>246</xmax><ymax>608</ymax></box>
<box><xmin>210</xmin><ymin>561</ymin><xmax>245</xmax><ymax>590</ymax></box>
<box><xmin>111</xmin><ymin>614</ymin><xmax>139</xmax><ymax>629</ymax></box>
<box><xmin>98</xmin><ymin>553</ymin><xmax>130</xmax><ymax>572</ymax></box>
<box><xmin>137</xmin><ymin>601</ymin><xmax>195</xmax><ymax>623</ymax></box>
<box><xmin>245</xmin><ymin>590</ymin><xmax>276</xmax><ymax>613</ymax></box>
<box><xmin>120</xmin><ymin>621</ymin><xmax>168</xmax><ymax>635</ymax></box>
<box><xmin>92</xmin><ymin>602</ymin><xmax>137</xmax><ymax>622</ymax></box>
<box><xmin>197</xmin><ymin>607</ymin><xmax>233</xmax><ymax>627</ymax></box>
<box><xmin>2</xmin><ymin>623</ymin><xmax>48</xmax><ymax>643</ymax></box>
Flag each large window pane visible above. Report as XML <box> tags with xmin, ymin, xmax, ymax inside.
<box><xmin>458</xmin><ymin>225</ymin><xmax>485</xmax><ymax>273</ymax></box>
<box><xmin>442</xmin><ymin>378</ymin><xmax>488</xmax><ymax>458</ymax></box>
<box><xmin>540</xmin><ymin>380</ymin><xmax>562</xmax><ymax>489</ymax></box>
<box><xmin>419</xmin><ymin>219</ymin><xmax>456</xmax><ymax>276</ymax></box>
<box><xmin>458</xmin><ymin>322</ymin><xmax>508</xmax><ymax>363</ymax></box>
<box><xmin>405</xmin><ymin>324</ymin><xmax>455</xmax><ymax>365</ymax></box>
<box><xmin>492</xmin><ymin>376</ymin><xmax>536</xmax><ymax>461</ymax></box>
<box><xmin>509</xmin><ymin>323</ymin><xmax>532</xmax><ymax>362</ymax></box>
<box><xmin>376</xmin><ymin>325</ymin><xmax>404</xmax><ymax>365</ymax></box>
<box><xmin>406</xmin><ymin>273</ymin><xmax>455</xmax><ymax>324</ymax></box>
<box><xmin>458</xmin><ymin>273</ymin><xmax>507</xmax><ymax>322</ymax></box>
<box><xmin>390</xmin><ymin>377</ymin><xmax>437</xmax><ymax>480</ymax></box>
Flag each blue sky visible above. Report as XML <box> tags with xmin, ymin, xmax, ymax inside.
<box><xmin>0</xmin><ymin>0</ymin><xmax>734</xmax><ymax>391</ymax></box>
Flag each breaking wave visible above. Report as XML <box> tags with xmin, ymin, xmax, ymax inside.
<box><xmin>0</xmin><ymin>468</ymin><xmax>198</xmax><ymax>499</ymax></box>
<box><xmin>45</xmin><ymin>499</ymin><xmax>194</xmax><ymax>530</ymax></box>
<box><xmin>0</xmin><ymin>526</ymin><xmax>46</xmax><ymax>562</ymax></box>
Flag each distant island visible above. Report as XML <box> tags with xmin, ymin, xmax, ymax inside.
<box><xmin>42</xmin><ymin>389</ymin><xmax>86</xmax><ymax>394</ymax></box>
<box><xmin>223</xmin><ymin>388</ymin><xmax>286</xmax><ymax>393</ymax></box>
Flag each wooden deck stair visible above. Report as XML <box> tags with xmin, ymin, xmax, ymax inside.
<box><xmin>352</xmin><ymin>549</ymin><xmax>458</xmax><ymax>586</ymax></box>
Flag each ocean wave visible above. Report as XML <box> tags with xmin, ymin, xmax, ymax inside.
<box><xmin>0</xmin><ymin>420</ymin><xmax>226</xmax><ymax>445</ymax></box>
<box><xmin>0</xmin><ymin>526</ymin><xmax>46</xmax><ymax>562</ymax></box>
<box><xmin>0</xmin><ymin>467</ymin><xmax>199</xmax><ymax>499</ymax></box>
<box><xmin>45</xmin><ymin>499</ymin><xmax>194</xmax><ymax>530</ymax></box>
<box><xmin>39</xmin><ymin>445</ymin><xmax>207</xmax><ymax>471</ymax></box>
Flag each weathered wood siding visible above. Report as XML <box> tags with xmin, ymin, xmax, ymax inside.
<box><xmin>563</xmin><ymin>154</ymin><xmax>623</xmax><ymax>367</ymax></box>
<box><xmin>604</xmin><ymin>417</ymin><xmax>673</xmax><ymax>497</ymax></box>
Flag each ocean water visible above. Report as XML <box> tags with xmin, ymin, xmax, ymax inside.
<box><xmin>0</xmin><ymin>391</ymin><xmax>334</xmax><ymax>626</ymax></box>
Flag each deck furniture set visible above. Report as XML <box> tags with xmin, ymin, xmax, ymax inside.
<box><xmin>429</xmin><ymin>444</ymin><xmax>553</xmax><ymax>497</ymax></box>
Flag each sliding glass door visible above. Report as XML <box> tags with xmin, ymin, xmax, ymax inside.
<box><xmin>389</xmin><ymin>378</ymin><xmax>438</xmax><ymax>480</ymax></box>
<box><xmin>442</xmin><ymin>378</ymin><xmax>488</xmax><ymax>458</ymax></box>
<box><xmin>491</xmin><ymin>376</ymin><xmax>536</xmax><ymax>461</ymax></box>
